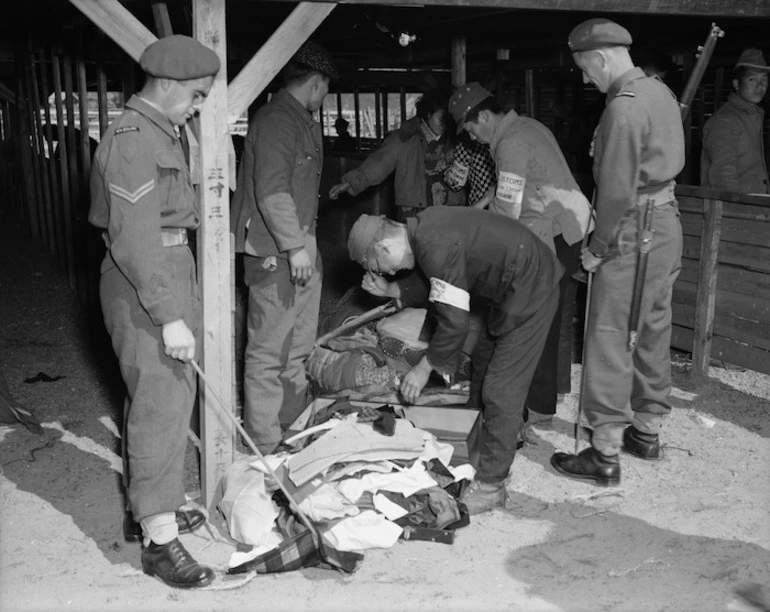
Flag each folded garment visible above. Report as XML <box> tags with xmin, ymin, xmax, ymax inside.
<box><xmin>324</xmin><ymin>510</ymin><xmax>403</xmax><ymax>551</ymax></box>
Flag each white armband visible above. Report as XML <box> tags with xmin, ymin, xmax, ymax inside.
<box><xmin>429</xmin><ymin>278</ymin><xmax>470</xmax><ymax>311</ymax></box>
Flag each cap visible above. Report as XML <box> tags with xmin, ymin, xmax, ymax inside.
<box><xmin>292</xmin><ymin>40</ymin><xmax>339</xmax><ymax>81</ymax></box>
<box><xmin>139</xmin><ymin>35</ymin><xmax>220</xmax><ymax>80</ymax></box>
<box><xmin>348</xmin><ymin>214</ymin><xmax>384</xmax><ymax>265</ymax></box>
<box><xmin>568</xmin><ymin>18</ymin><xmax>633</xmax><ymax>53</ymax></box>
<box><xmin>448</xmin><ymin>82</ymin><xmax>493</xmax><ymax>133</ymax></box>
<box><xmin>735</xmin><ymin>48</ymin><xmax>770</xmax><ymax>71</ymax></box>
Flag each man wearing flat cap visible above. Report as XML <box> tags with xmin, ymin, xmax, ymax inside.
<box><xmin>346</xmin><ymin>208</ymin><xmax>562</xmax><ymax>514</ymax></box>
<box><xmin>231</xmin><ymin>41</ymin><xmax>338</xmax><ymax>455</ymax></box>
<box><xmin>550</xmin><ymin>19</ymin><xmax>685</xmax><ymax>485</ymax></box>
<box><xmin>449</xmin><ymin>82</ymin><xmax>591</xmax><ymax>430</ymax></box>
<box><xmin>701</xmin><ymin>48</ymin><xmax>769</xmax><ymax>194</ymax></box>
<box><xmin>89</xmin><ymin>34</ymin><xmax>220</xmax><ymax>588</ymax></box>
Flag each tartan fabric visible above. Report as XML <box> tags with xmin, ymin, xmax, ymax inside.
<box><xmin>227</xmin><ymin>526</ymin><xmax>363</xmax><ymax>575</ymax></box>
<box><xmin>451</xmin><ymin>139</ymin><xmax>496</xmax><ymax>205</ymax></box>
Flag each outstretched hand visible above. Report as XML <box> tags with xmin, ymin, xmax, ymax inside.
<box><xmin>329</xmin><ymin>181</ymin><xmax>352</xmax><ymax>200</ymax></box>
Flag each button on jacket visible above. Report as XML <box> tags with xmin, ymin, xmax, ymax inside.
<box><xmin>590</xmin><ymin>68</ymin><xmax>685</xmax><ymax>258</ymax></box>
<box><xmin>395</xmin><ymin>207</ymin><xmax>563</xmax><ymax>376</ymax></box>
<box><xmin>488</xmin><ymin>110</ymin><xmax>591</xmax><ymax>252</ymax></box>
<box><xmin>89</xmin><ymin>95</ymin><xmax>198</xmax><ymax>326</ymax></box>
<box><xmin>231</xmin><ymin>88</ymin><xmax>323</xmax><ymax>258</ymax></box>
<box><xmin>701</xmin><ymin>92</ymin><xmax>769</xmax><ymax>194</ymax></box>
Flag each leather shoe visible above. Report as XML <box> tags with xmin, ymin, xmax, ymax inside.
<box><xmin>550</xmin><ymin>447</ymin><xmax>620</xmax><ymax>486</ymax></box>
<box><xmin>141</xmin><ymin>538</ymin><xmax>215</xmax><ymax>589</ymax></box>
<box><xmin>124</xmin><ymin>509</ymin><xmax>207</xmax><ymax>543</ymax></box>
<box><xmin>623</xmin><ymin>426</ymin><xmax>660</xmax><ymax>460</ymax></box>
<box><xmin>460</xmin><ymin>479</ymin><xmax>507</xmax><ymax>515</ymax></box>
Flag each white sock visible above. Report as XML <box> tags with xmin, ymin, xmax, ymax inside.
<box><xmin>140</xmin><ymin>512</ymin><xmax>179</xmax><ymax>546</ymax></box>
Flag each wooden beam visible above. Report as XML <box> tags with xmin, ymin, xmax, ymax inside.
<box><xmin>68</xmin><ymin>0</ymin><xmax>157</xmax><ymax>62</ymax></box>
<box><xmin>226</xmin><ymin>2</ymin><xmax>336</xmax><ymax>120</ymax></box>
<box><xmin>451</xmin><ymin>36</ymin><xmax>466</xmax><ymax>88</ymax></box>
<box><xmin>193</xmin><ymin>0</ymin><xmax>233</xmax><ymax>511</ymax></box>
<box><xmin>265</xmin><ymin>0</ymin><xmax>770</xmax><ymax>18</ymax></box>
<box><xmin>151</xmin><ymin>1</ymin><xmax>174</xmax><ymax>38</ymax></box>
<box><xmin>0</xmin><ymin>84</ymin><xmax>15</xmax><ymax>105</ymax></box>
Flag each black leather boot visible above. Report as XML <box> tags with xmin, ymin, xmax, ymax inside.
<box><xmin>623</xmin><ymin>425</ymin><xmax>660</xmax><ymax>460</ymax></box>
<box><xmin>141</xmin><ymin>538</ymin><xmax>215</xmax><ymax>589</ymax></box>
<box><xmin>124</xmin><ymin>509</ymin><xmax>207</xmax><ymax>543</ymax></box>
<box><xmin>550</xmin><ymin>447</ymin><xmax>620</xmax><ymax>486</ymax></box>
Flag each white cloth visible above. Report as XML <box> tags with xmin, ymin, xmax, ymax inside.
<box><xmin>325</xmin><ymin>510</ymin><xmax>403</xmax><ymax>551</ymax></box>
<box><xmin>336</xmin><ymin>460</ymin><xmax>437</xmax><ymax>503</ymax></box>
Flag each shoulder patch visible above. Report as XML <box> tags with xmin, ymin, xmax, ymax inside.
<box><xmin>115</xmin><ymin>125</ymin><xmax>140</xmax><ymax>135</ymax></box>
<box><xmin>615</xmin><ymin>91</ymin><xmax>636</xmax><ymax>98</ymax></box>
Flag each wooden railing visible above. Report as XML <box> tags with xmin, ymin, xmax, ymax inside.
<box><xmin>673</xmin><ymin>185</ymin><xmax>770</xmax><ymax>376</ymax></box>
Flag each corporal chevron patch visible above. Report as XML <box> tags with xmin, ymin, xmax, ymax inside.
<box><xmin>108</xmin><ymin>179</ymin><xmax>155</xmax><ymax>204</ymax></box>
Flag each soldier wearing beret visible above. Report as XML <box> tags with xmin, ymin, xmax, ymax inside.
<box><xmin>346</xmin><ymin>208</ymin><xmax>562</xmax><ymax>515</ymax></box>
<box><xmin>551</xmin><ymin>19</ymin><xmax>685</xmax><ymax>485</ymax></box>
<box><xmin>89</xmin><ymin>34</ymin><xmax>220</xmax><ymax>588</ymax></box>
<box><xmin>231</xmin><ymin>41</ymin><xmax>338</xmax><ymax>455</ymax></box>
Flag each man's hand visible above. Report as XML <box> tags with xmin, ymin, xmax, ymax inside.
<box><xmin>289</xmin><ymin>248</ymin><xmax>314</xmax><ymax>285</ymax></box>
<box><xmin>399</xmin><ymin>357</ymin><xmax>433</xmax><ymax>404</ymax></box>
<box><xmin>162</xmin><ymin>319</ymin><xmax>195</xmax><ymax>362</ymax></box>
<box><xmin>361</xmin><ymin>271</ymin><xmax>399</xmax><ymax>298</ymax></box>
<box><xmin>329</xmin><ymin>181</ymin><xmax>352</xmax><ymax>200</ymax></box>
<box><xmin>580</xmin><ymin>247</ymin><xmax>603</xmax><ymax>273</ymax></box>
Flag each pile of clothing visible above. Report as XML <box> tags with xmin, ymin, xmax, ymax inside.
<box><xmin>220</xmin><ymin>397</ymin><xmax>474</xmax><ymax>574</ymax></box>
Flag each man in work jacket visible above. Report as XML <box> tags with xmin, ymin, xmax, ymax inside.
<box><xmin>449</xmin><ymin>82</ymin><xmax>592</xmax><ymax>427</ymax></box>
<box><xmin>231</xmin><ymin>41</ymin><xmax>338</xmax><ymax>454</ymax></box>
<box><xmin>701</xmin><ymin>48</ymin><xmax>769</xmax><ymax>194</ymax></box>
<box><xmin>346</xmin><ymin>208</ymin><xmax>562</xmax><ymax>514</ymax></box>
<box><xmin>328</xmin><ymin>87</ymin><xmax>465</xmax><ymax>221</ymax></box>
<box><xmin>89</xmin><ymin>35</ymin><xmax>219</xmax><ymax>589</ymax></box>
<box><xmin>551</xmin><ymin>18</ymin><xmax>685</xmax><ymax>485</ymax></box>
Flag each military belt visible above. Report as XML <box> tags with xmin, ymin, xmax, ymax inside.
<box><xmin>637</xmin><ymin>181</ymin><xmax>676</xmax><ymax>208</ymax></box>
<box><xmin>161</xmin><ymin>228</ymin><xmax>188</xmax><ymax>247</ymax></box>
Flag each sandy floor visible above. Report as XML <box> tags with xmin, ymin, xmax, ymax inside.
<box><xmin>1</xmin><ymin>217</ymin><xmax>768</xmax><ymax>612</ymax></box>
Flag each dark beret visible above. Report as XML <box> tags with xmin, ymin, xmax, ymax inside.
<box><xmin>568</xmin><ymin>18</ymin><xmax>633</xmax><ymax>53</ymax></box>
<box><xmin>139</xmin><ymin>35</ymin><xmax>220</xmax><ymax>80</ymax></box>
<box><xmin>292</xmin><ymin>40</ymin><xmax>339</xmax><ymax>81</ymax></box>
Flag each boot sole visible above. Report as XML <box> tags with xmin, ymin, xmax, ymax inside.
<box><xmin>142</xmin><ymin>565</ymin><xmax>215</xmax><ymax>589</ymax></box>
<box><xmin>550</xmin><ymin>457</ymin><xmax>620</xmax><ymax>487</ymax></box>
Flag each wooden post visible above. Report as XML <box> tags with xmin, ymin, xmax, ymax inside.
<box><xmin>525</xmin><ymin>68</ymin><xmax>536</xmax><ymax>119</ymax></box>
<box><xmin>374</xmin><ymin>86</ymin><xmax>381</xmax><ymax>141</ymax></box>
<box><xmin>381</xmin><ymin>89</ymin><xmax>388</xmax><ymax>136</ymax></box>
<box><xmin>15</xmin><ymin>46</ymin><xmax>40</xmax><ymax>239</ymax></box>
<box><xmin>193</xmin><ymin>0</ymin><xmax>233</xmax><ymax>510</ymax></box>
<box><xmin>451</xmin><ymin>36</ymin><xmax>466</xmax><ymax>88</ymax></box>
<box><xmin>52</xmin><ymin>46</ymin><xmax>77</xmax><ymax>288</ymax></box>
<box><xmin>96</xmin><ymin>35</ymin><xmax>109</xmax><ymax>136</ymax></box>
<box><xmin>692</xmin><ymin>197</ymin><xmax>724</xmax><ymax>378</ymax></box>
<box><xmin>151</xmin><ymin>1</ymin><xmax>174</xmax><ymax>37</ymax></box>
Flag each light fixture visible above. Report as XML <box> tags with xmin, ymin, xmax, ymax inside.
<box><xmin>398</xmin><ymin>32</ymin><xmax>417</xmax><ymax>47</ymax></box>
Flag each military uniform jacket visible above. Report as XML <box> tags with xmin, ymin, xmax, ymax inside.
<box><xmin>488</xmin><ymin>111</ymin><xmax>591</xmax><ymax>251</ymax></box>
<box><xmin>231</xmin><ymin>88</ymin><xmax>322</xmax><ymax>259</ymax></box>
<box><xmin>590</xmin><ymin>68</ymin><xmax>685</xmax><ymax>258</ymax></box>
<box><xmin>395</xmin><ymin>207</ymin><xmax>563</xmax><ymax>375</ymax></box>
<box><xmin>701</xmin><ymin>92</ymin><xmax>769</xmax><ymax>194</ymax></box>
<box><xmin>89</xmin><ymin>95</ymin><xmax>198</xmax><ymax>326</ymax></box>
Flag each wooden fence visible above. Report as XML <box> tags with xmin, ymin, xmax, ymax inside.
<box><xmin>673</xmin><ymin>185</ymin><xmax>770</xmax><ymax>376</ymax></box>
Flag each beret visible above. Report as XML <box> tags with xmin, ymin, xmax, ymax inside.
<box><xmin>448</xmin><ymin>82</ymin><xmax>494</xmax><ymax>133</ymax></box>
<box><xmin>292</xmin><ymin>40</ymin><xmax>339</xmax><ymax>81</ymax></box>
<box><xmin>140</xmin><ymin>35</ymin><xmax>220</xmax><ymax>80</ymax></box>
<box><xmin>735</xmin><ymin>48</ymin><xmax>770</xmax><ymax>71</ymax></box>
<box><xmin>348</xmin><ymin>214</ymin><xmax>384</xmax><ymax>265</ymax></box>
<box><xmin>568</xmin><ymin>18</ymin><xmax>632</xmax><ymax>53</ymax></box>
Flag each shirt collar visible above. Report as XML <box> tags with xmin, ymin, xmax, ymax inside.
<box><xmin>607</xmin><ymin>67</ymin><xmax>646</xmax><ymax>102</ymax></box>
<box><xmin>273</xmin><ymin>88</ymin><xmax>317</xmax><ymax>127</ymax></box>
<box><xmin>490</xmin><ymin>109</ymin><xmax>519</xmax><ymax>152</ymax></box>
<box><xmin>727</xmin><ymin>91</ymin><xmax>764</xmax><ymax>114</ymax></box>
<box><xmin>125</xmin><ymin>95</ymin><xmax>178</xmax><ymax>139</ymax></box>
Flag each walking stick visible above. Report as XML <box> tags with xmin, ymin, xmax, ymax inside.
<box><xmin>190</xmin><ymin>360</ymin><xmax>315</xmax><ymax>533</ymax></box>
<box><xmin>574</xmin><ymin>270</ymin><xmax>593</xmax><ymax>454</ymax></box>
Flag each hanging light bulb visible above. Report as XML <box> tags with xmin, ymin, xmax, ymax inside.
<box><xmin>398</xmin><ymin>32</ymin><xmax>417</xmax><ymax>47</ymax></box>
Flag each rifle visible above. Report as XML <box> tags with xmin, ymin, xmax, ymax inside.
<box><xmin>679</xmin><ymin>23</ymin><xmax>725</xmax><ymax>122</ymax></box>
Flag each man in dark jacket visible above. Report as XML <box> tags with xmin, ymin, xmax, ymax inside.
<box><xmin>346</xmin><ymin>208</ymin><xmax>561</xmax><ymax>514</ymax></box>
<box><xmin>329</xmin><ymin>87</ymin><xmax>465</xmax><ymax>220</ymax></box>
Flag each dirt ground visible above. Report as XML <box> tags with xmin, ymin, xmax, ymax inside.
<box><xmin>0</xmin><ymin>211</ymin><xmax>768</xmax><ymax>612</ymax></box>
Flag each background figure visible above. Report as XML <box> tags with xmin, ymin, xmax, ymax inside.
<box><xmin>701</xmin><ymin>48</ymin><xmax>769</xmax><ymax>194</ymax></box>
<box><xmin>551</xmin><ymin>18</ymin><xmax>685</xmax><ymax>486</ymax></box>
<box><xmin>449</xmin><ymin>82</ymin><xmax>592</xmax><ymax>425</ymax></box>
<box><xmin>88</xmin><ymin>35</ymin><xmax>219</xmax><ymax>589</ymax></box>
<box><xmin>332</xmin><ymin>116</ymin><xmax>357</xmax><ymax>152</ymax></box>
<box><xmin>329</xmin><ymin>86</ymin><xmax>465</xmax><ymax>221</ymax></box>
<box><xmin>230</xmin><ymin>41</ymin><xmax>338</xmax><ymax>455</ymax></box>
<box><xmin>444</xmin><ymin>133</ymin><xmax>496</xmax><ymax>208</ymax></box>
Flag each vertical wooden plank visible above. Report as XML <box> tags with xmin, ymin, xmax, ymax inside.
<box><xmin>374</xmin><ymin>86</ymin><xmax>381</xmax><ymax>141</ymax></box>
<box><xmin>28</xmin><ymin>47</ymin><xmax>56</xmax><ymax>254</ymax></box>
<box><xmin>24</xmin><ymin>52</ymin><xmax>45</xmax><ymax>240</ymax></box>
<box><xmin>451</xmin><ymin>36</ymin><xmax>466</xmax><ymax>88</ymax></box>
<box><xmin>381</xmin><ymin>88</ymin><xmax>388</xmax><ymax>136</ymax></box>
<box><xmin>15</xmin><ymin>45</ymin><xmax>41</xmax><ymax>238</ymax></box>
<box><xmin>354</xmin><ymin>86</ymin><xmax>361</xmax><ymax>143</ymax></box>
<box><xmin>692</xmin><ymin>197</ymin><xmax>723</xmax><ymax>378</ymax></box>
<box><xmin>681</xmin><ymin>54</ymin><xmax>694</xmax><ymax>184</ymax></box>
<box><xmin>193</xmin><ymin>0</ymin><xmax>233</xmax><ymax>511</ymax></box>
<box><xmin>400</xmin><ymin>86</ymin><xmax>406</xmax><ymax>123</ymax></box>
<box><xmin>52</xmin><ymin>46</ymin><xmax>77</xmax><ymax>289</ymax></box>
<box><xmin>525</xmin><ymin>68</ymin><xmax>535</xmax><ymax>119</ymax></box>
<box><xmin>96</xmin><ymin>34</ymin><xmax>109</xmax><ymax>136</ymax></box>
<box><xmin>151</xmin><ymin>1</ymin><xmax>174</xmax><ymax>37</ymax></box>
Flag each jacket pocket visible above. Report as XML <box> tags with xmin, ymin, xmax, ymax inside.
<box><xmin>155</xmin><ymin>149</ymin><xmax>193</xmax><ymax>212</ymax></box>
